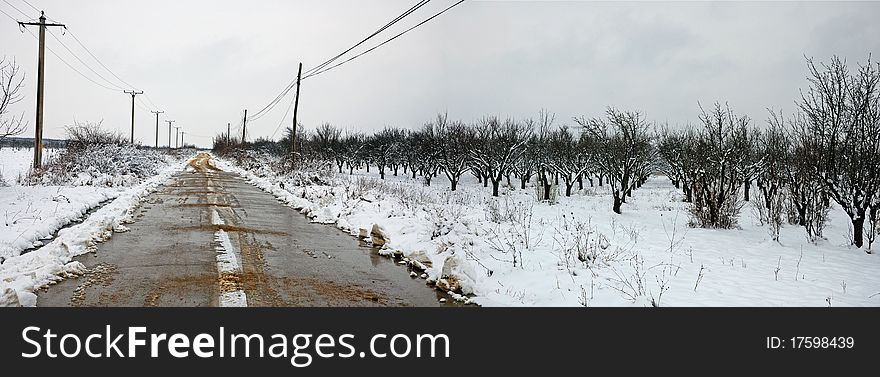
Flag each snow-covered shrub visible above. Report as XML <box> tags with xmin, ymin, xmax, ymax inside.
<box><xmin>21</xmin><ymin>143</ymin><xmax>173</xmax><ymax>187</ymax></box>
<box><xmin>19</xmin><ymin>122</ymin><xmax>178</xmax><ymax>187</ymax></box>
<box><xmin>222</xmin><ymin>148</ymin><xmax>333</xmax><ymax>186</ymax></box>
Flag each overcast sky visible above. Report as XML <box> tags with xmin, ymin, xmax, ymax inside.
<box><xmin>1</xmin><ymin>0</ymin><xmax>879</xmax><ymax>147</ymax></box>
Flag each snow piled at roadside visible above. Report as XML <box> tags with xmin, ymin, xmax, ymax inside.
<box><xmin>216</xmin><ymin>155</ymin><xmax>880</xmax><ymax>307</ymax></box>
<box><xmin>0</xmin><ymin>158</ymin><xmax>189</xmax><ymax>307</ymax></box>
<box><xmin>0</xmin><ymin>186</ymin><xmax>119</xmax><ymax>259</ymax></box>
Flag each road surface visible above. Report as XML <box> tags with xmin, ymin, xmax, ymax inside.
<box><xmin>37</xmin><ymin>153</ymin><xmax>451</xmax><ymax>307</ymax></box>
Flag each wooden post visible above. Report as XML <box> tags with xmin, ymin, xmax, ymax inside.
<box><xmin>291</xmin><ymin>62</ymin><xmax>302</xmax><ymax>160</ymax></box>
<box><xmin>18</xmin><ymin>12</ymin><xmax>65</xmax><ymax>168</ymax></box>
<box><xmin>151</xmin><ymin>110</ymin><xmax>164</xmax><ymax>148</ymax></box>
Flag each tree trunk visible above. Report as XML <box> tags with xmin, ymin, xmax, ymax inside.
<box><xmin>542</xmin><ymin>178</ymin><xmax>551</xmax><ymax>201</ymax></box>
<box><xmin>612</xmin><ymin>194</ymin><xmax>622</xmax><ymax>214</ymax></box>
<box><xmin>483</xmin><ymin>175</ymin><xmax>489</xmax><ymax>188</ymax></box>
<box><xmin>520</xmin><ymin>177</ymin><xmax>528</xmax><ymax>190</ymax></box>
<box><xmin>853</xmin><ymin>212</ymin><xmax>866</xmax><ymax>248</ymax></box>
<box><xmin>412</xmin><ymin>169</ymin><xmax>417</xmax><ymax>179</ymax></box>
<box><xmin>598</xmin><ymin>174</ymin><xmax>604</xmax><ymax>187</ymax></box>
<box><xmin>492</xmin><ymin>179</ymin><xmax>500</xmax><ymax>197</ymax></box>
<box><xmin>744</xmin><ymin>179</ymin><xmax>751</xmax><ymax>201</ymax></box>
<box><xmin>451</xmin><ymin>179</ymin><xmax>458</xmax><ymax>191</ymax></box>
<box><xmin>380</xmin><ymin>168</ymin><xmax>385</xmax><ymax>180</ymax></box>
<box><xmin>577</xmin><ymin>175</ymin><xmax>583</xmax><ymax>190</ymax></box>
<box><xmin>565</xmin><ymin>182</ymin><xmax>573</xmax><ymax>197</ymax></box>
<box><xmin>672</xmin><ymin>179</ymin><xmax>679</xmax><ymax>189</ymax></box>
<box><xmin>797</xmin><ymin>203</ymin><xmax>807</xmax><ymax>226</ymax></box>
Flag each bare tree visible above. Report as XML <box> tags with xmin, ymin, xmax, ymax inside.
<box><xmin>797</xmin><ymin>56</ymin><xmax>880</xmax><ymax>249</ymax></box>
<box><xmin>313</xmin><ymin>122</ymin><xmax>342</xmax><ymax>164</ymax></box>
<box><xmin>576</xmin><ymin>107</ymin><xmax>653</xmax><ymax>214</ymax></box>
<box><xmin>688</xmin><ymin>102</ymin><xmax>750</xmax><ymax>228</ymax></box>
<box><xmin>469</xmin><ymin>116</ymin><xmax>530</xmax><ymax>196</ymax></box>
<box><xmin>434</xmin><ymin>113</ymin><xmax>473</xmax><ymax>191</ymax></box>
<box><xmin>1</xmin><ymin>57</ymin><xmax>27</xmax><ymax>143</ymax></box>
<box><xmin>546</xmin><ymin>125</ymin><xmax>591</xmax><ymax>196</ymax></box>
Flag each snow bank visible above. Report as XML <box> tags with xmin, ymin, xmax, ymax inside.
<box><xmin>0</xmin><ymin>158</ymin><xmax>189</xmax><ymax>307</ymax></box>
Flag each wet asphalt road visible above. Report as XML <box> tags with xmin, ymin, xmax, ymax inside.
<box><xmin>37</xmin><ymin>154</ymin><xmax>449</xmax><ymax>307</ymax></box>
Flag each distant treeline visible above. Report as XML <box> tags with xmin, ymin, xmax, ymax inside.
<box><xmin>0</xmin><ymin>137</ymin><xmax>67</xmax><ymax>149</ymax></box>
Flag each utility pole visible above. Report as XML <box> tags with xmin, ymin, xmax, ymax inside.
<box><xmin>124</xmin><ymin>90</ymin><xmax>144</xmax><ymax>144</ymax></box>
<box><xmin>227</xmin><ymin>123</ymin><xmax>231</xmax><ymax>143</ymax></box>
<box><xmin>241</xmin><ymin>109</ymin><xmax>247</xmax><ymax>144</ymax></box>
<box><xmin>291</xmin><ymin>62</ymin><xmax>302</xmax><ymax>161</ymax></box>
<box><xmin>174</xmin><ymin>126</ymin><xmax>181</xmax><ymax>148</ymax></box>
<box><xmin>18</xmin><ymin>11</ymin><xmax>65</xmax><ymax>169</ymax></box>
<box><xmin>151</xmin><ymin>110</ymin><xmax>164</xmax><ymax>148</ymax></box>
<box><xmin>165</xmin><ymin>120</ymin><xmax>175</xmax><ymax>148</ymax></box>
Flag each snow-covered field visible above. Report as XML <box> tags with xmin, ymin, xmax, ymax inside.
<box><xmin>218</xmin><ymin>154</ymin><xmax>880</xmax><ymax>307</ymax></box>
<box><xmin>0</xmin><ymin>147</ymin><xmax>191</xmax><ymax>306</ymax></box>
<box><xmin>0</xmin><ymin>147</ymin><xmax>62</xmax><ymax>185</ymax></box>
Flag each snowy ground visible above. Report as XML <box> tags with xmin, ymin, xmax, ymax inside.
<box><xmin>0</xmin><ymin>147</ymin><xmax>191</xmax><ymax>306</ymax></box>
<box><xmin>0</xmin><ymin>147</ymin><xmax>62</xmax><ymax>185</ymax></box>
<box><xmin>218</xmin><ymin>154</ymin><xmax>880</xmax><ymax>307</ymax></box>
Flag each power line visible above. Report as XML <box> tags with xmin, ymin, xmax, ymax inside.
<box><xmin>136</xmin><ymin>96</ymin><xmax>152</xmax><ymax>112</ymax></box>
<box><xmin>303</xmin><ymin>0</ymin><xmax>430</xmax><ymax>76</ymax></box>
<box><xmin>20</xmin><ymin>0</ymin><xmax>38</xmax><ymax>13</ymax></box>
<box><xmin>0</xmin><ymin>6</ymin><xmax>18</xmax><ymax>22</ymax></box>
<box><xmin>246</xmin><ymin>0</ymin><xmax>431</xmax><ymax>122</ymax></box>
<box><xmin>64</xmin><ymin>28</ymin><xmax>142</xmax><ymax>91</ymax></box>
<box><xmin>1</xmin><ymin>0</ymin><xmax>28</xmax><ymax>18</ymax></box>
<box><xmin>21</xmin><ymin>26</ymin><xmax>120</xmax><ymax>91</ymax></box>
<box><xmin>143</xmin><ymin>93</ymin><xmax>161</xmax><ymax>110</ymax></box>
<box><xmin>305</xmin><ymin>0</ymin><xmax>466</xmax><ymax>80</ymax></box>
<box><xmin>46</xmin><ymin>28</ymin><xmax>127</xmax><ymax>91</ymax></box>
<box><xmin>270</xmin><ymin>90</ymin><xmax>298</xmax><ymax>140</ymax></box>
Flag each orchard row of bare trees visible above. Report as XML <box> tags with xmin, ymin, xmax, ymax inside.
<box><xmin>217</xmin><ymin>55</ymin><xmax>880</xmax><ymax>250</ymax></box>
<box><xmin>658</xmin><ymin>56</ymin><xmax>880</xmax><ymax>249</ymax></box>
<box><xmin>256</xmin><ymin>108</ymin><xmax>656</xmax><ymax>215</ymax></box>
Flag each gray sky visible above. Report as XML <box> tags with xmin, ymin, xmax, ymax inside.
<box><xmin>1</xmin><ymin>0</ymin><xmax>879</xmax><ymax>147</ymax></box>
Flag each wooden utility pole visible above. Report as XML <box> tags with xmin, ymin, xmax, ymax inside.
<box><xmin>151</xmin><ymin>110</ymin><xmax>164</xmax><ymax>148</ymax></box>
<box><xmin>291</xmin><ymin>62</ymin><xmax>302</xmax><ymax>160</ymax></box>
<box><xmin>18</xmin><ymin>12</ymin><xmax>65</xmax><ymax>169</ymax></box>
<box><xmin>174</xmin><ymin>126</ymin><xmax>181</xmax><ymax>148</ymax></box>
<box><xmin>165</xmin><ymin>120</ymin><xmax>175</xmax><ymax>148</ymax></box>
<box><xmin>242</xmin><ymin>109</ymin><xmax>247</xmax><ymax>144</ymax></box>
<box><xmin>124</xmin><ymin>90</ymin><xmax>144</xmax><ymax>144</ymax></box>
<box><xmin>227</xmin><ymin>123</ymin><xmax>231</xmax><ymax>143</ymax></box>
